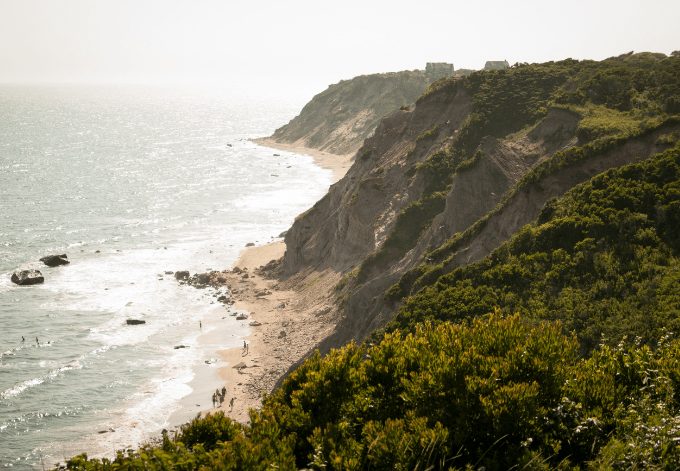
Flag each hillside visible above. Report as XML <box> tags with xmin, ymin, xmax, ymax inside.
<box><xmin>63</xmin><ymin>52</ymin><xmax>680</xmax><ymax>469</ymax></box>
<box><xmin>262</xmin><ymin>70</ymin><xmax>433</xmax><ymax>155</ymax></box>
<box><xmin>280</xmin><ymin>52</ymin><xmax>680</xmax><ymax>350</ymax></box>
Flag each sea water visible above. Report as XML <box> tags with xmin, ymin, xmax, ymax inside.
<box><xmin>0</xmin><ymin>86</ymin><xmax>330</xmax><ymax>468</ymax></box>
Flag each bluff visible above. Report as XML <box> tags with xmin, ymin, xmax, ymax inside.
<box><xmin>280</xmin><ymin>51</ymin><xmax>680</xmax><ymax>350</ymax></box>
<box><xmin>264</xmin><ymin>70</ymin><xmax>433</xmax><ymax>155</ymax></box>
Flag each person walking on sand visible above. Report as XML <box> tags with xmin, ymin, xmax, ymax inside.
<box><xmin>199</xmin><ymin>320</ymin><xmax>202</xmax><ymax>330</ymax></box>
<box><xmin>219</xmin><ymin>393</ymin><xmax>224</xmax><ymax>406</ymax></box>
<box><xmin>229</xmin><ymin>397</ymin><xmax>234</xmax><ymax>412</ymax></box>
<box><xmin>221</xmin><ymin>386</ymin><xmax>226</xmax><ymax>399</ymax></box>
<box><xmin>212</xmin><ymin>392</ymin><xmax>217</xmax><ymax>408</ymax></box>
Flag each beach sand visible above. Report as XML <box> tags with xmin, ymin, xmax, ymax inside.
<box><xmin>254</xmin><ymin>137</ymin><xmax>353</xmax><ymax>183</ymax></box>
<box><xmin>198</xmin><ymin>139</ymin><xmax>352</xmax><ymax>423</ymax></box>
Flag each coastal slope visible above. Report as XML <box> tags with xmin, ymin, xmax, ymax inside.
<box><xmin>280</xmin><ymin>52</ymin><xmax>680</xmax><ymax>349</ymax></box>
<box><xmin>261</xmin><ymin>70</ymin><xmax>433</xmax><ymax>156</ymax></box>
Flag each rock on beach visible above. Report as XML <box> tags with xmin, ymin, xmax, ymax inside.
<box><xmin>11</xmin><ymin>270</ymin><xmax>45</xmax><ymax>285</ymax></box>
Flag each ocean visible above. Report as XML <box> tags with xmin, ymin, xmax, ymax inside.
<box><xmin>0</xmin><ymin>85</ymin><xmax>330</xmax><ymax>468</ymax></box>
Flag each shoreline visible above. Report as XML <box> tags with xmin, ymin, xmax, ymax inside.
<box><xmin>197</xmin><ymin>139</ymin><xmax>351</xmax><ymax>423</ymax></box>
<box><xmin>253</xmin><ymin>137</ymin><xmax>353</xmax><ymax>183</ymax></box>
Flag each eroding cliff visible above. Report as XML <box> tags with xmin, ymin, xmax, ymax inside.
<box><xmin>267</xmin><ymin>71</ymin><xmax>433</xmax><ymax>156</ymax></box>
<box><xmin>276</xmin><ymin>53</ymin><xmax>680</xmax><ymax>353</ymax></box>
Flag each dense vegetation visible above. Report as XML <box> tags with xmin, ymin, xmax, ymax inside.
<box><xmin>392</xmin><ymin>145</ymin><xmax>680</xmax><ymax>352</ymax></box>
<box><xmin>62</xmin><ymin>54</ymin><xmax>680</xmax><ymax>469</ymax></box>
<box><xmin>65</xmin><ymin>314</ymin><xmax>680</xmax><ymax>470</ymax></box>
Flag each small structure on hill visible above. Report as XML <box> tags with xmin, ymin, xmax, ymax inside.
<box><xmin>484</xmin><ymin>60</ymin><xmax>510</xmax><ymax>71</ymax></box>
<box><xmin>425</xmin><ymin>62</ymin><xmax>455</xmax><ymax>80</ymax></box>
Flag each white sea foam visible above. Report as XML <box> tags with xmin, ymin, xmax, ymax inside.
<box><xmin>1</xmin><ymin>360</ymin><xmax>82</xmax><ymax>400</ymax></box>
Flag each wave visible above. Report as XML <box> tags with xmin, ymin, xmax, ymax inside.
<box><xmin>0</xmin><ymin>359</ymin><xmax>82</xmax><ymax>400</ymax></box>
<box><xmin>0</xmin><ymin>345</ymin><xmax>112</xmax><ymax>400</ymax></box>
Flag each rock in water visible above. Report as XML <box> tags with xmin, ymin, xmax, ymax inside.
<box><xmin>11</xmin><ymin>270</ymin><xmax>45</xmax><ymax>285</ymax></box>
<box><xmin>39</xmin><ymin>254</ymin><xmax>69</xmax><ymax>267</ymax></box>
<box><xmin>126</xmin><ymin>319</ymin><xmax>146</xmax><ymax>325</ymax></box>
<box><xmin>174</xmin><ymin>271</ymin><xmax>190</xmax><ymax>281</ymax></box>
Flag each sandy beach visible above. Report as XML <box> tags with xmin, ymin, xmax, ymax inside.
<box><xmin>194</xmin><ymin>140</ymin><xmax>352</xmax><ymax>423</ymax></box>
<box><xmin>254</xmin><ymin>137</ymin><xmax>353</xmax><ymax>183</ymax></box>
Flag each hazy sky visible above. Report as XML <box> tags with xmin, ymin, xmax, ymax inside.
<box><xmin>1</xmin><ymin>0</ymin><xmax>678</xmax><ymax>98</ymax></box>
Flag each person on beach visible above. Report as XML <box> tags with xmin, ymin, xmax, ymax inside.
<box><xmin>221</xmin><ymin>386</ymin><xmax>226</xmax><ymax>399</ymax></box>
<box><xmin>242</xmin><ymin>340</ymin><xmax>246</xmax><ymax>353</ymax></box>
<box><xmin>219</xmin><ymin>393</ymin><xmax>224</xmax><ymax>406</ymax></box>
<box><xmin>229</xmin><ymin>397</ymin><xmax>234</xmax><ymax>412</ymax></box>
<box><xmin>199</xmin><ymin>321</ymin><xmax>202</xmax><ymax>330</ymax></box>
<box><xmin>212</xmin><ymin>392</ymin><xmax>216</xmax><ymax>408</ymax></box>
<box><xmin>246</xmin><ymin>342</ymin><xmax>249</xmax><ymax>355</ymax></box>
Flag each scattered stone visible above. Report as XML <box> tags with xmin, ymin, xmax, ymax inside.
<box><xmin>174</xmin><ymin>271</ymin><xmax>190</xmax><ymax>281</ymax></box>
<box><xmin>245</xmin><ymin>242</ymin><xmax>255</xmax><ymax>247</ymax></box>
<box><xmin>40</xmin><ymin>254</ymin><xmax>69</xmax><ymax>267</ymax></box>
<box><xmin>236</xmin><ymin>312</ymin><xmax>249</xmax><ymax>320</ymax></box>
<box><xmin>249</xmin><ymin>321</ymin><xmax>262</xmax><ymax>326</ymax></box>
<box><xmin>273</xmin><ymin>153</ymin><xmax>280</xmax><ymax>156</ymax></box>
<box><xmin>278</xmin><ymin>330</ymin><xmax>286</xmax><ymax>338</ymax></box>
<box><xmin>164</xmin><ymin>270</ymin><xmax>174</xmax><ymax>275</ymax></box>
<box><xmin>11</xmin><ymin>270</ymin><xmax>44</xmax><ymax>286</ymax></box>
<box><xmin>232</xmin><ymin>267</ymin><xmax>243</xmax><ymax>274</ymax></box>
<box><xmin>126</xmin><ymin>319</ymin><xmax>146</xmax><ymax>325</ymax></box>
<box><xmin>242</xmin><ymin>273</ymin><xmax>249</xmax><ymax>279</ymax></box>
<box><xmin>174</xmin><ymin>345</ymin><xmax>189</xmax><ymax>349</ymax></box>
<box><xmin>95</xmin><ymin>250</ymin><xmax>101</xmax><ymax>254</ymax></box>
<box><xmin>255</xmin><ymin>289</ymin><xmax>272</xmax><ymax>297</ymax></box>
<box><xmin>276</xmin><ymin>302</ymin><xmax>286</xmax><ymax>309</ymax></box>
<box><xmin>188</xmin><ymin>272</ymin><xmax>211</xmax><ymax>288</ymax></box>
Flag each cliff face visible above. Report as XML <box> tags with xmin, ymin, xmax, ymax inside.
<box><xmin>281</xmin><ymin>81</ymin><xmax>471</xmax><ymax>274</ymax></box>
<box><xmin>279</xmin><ymin>53</ymin><xmax>680</xmax><ymax>352</ymax></box>
<box><xmin>268</xmin><ymin>71</ymin><xmax>432</xmax><ymax>156</ymax></box>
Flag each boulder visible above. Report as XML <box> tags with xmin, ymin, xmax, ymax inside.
<box><xmin>188</xmin><ymin>272</ymin><xmax>211</xmax><ymax>288</ymax></box>
<box><xmin>174</xmin><ymin>271</ymin><xmax>190</xmax><ymax>281</ymax></box>
<box><xmin>40</xmin><ymin>254</ymin><xmax>69</xmax><ymax>267</ymax></box>
<box><xmin>11</xmin><ymin>270</ymin><xmax>44</xmax><ymax>285</ymax></box>
<box><xmin>126</xmin><ymin>319</ymin><xmax>146</xmax><ymax>325</ymax></box>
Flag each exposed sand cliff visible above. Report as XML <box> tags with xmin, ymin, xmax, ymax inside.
<box><xmin>264</xmin><ymin>70</ymin><xmax>433</xmax><ymax>156</ymax></box>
